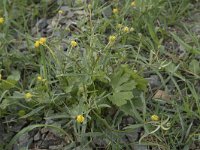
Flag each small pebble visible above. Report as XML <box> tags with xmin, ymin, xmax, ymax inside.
<box><xmin>34</xmin><ymin>132</ymin><xmax>41</xmax><ymax>141</ymax></box>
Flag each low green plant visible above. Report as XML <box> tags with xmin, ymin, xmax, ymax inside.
<box><xmin>0</xmin><ymin>0</ymin><xmax>200</xmax><ymax>149</ymax></box>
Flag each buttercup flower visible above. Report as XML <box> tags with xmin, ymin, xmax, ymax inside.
<box><xmin>151</xmin><ymin>114</ymin><xmax>159</xmax><ymax>121</ymax></box>
<box><xmin>39</xmin><ymin>37</ymin><xmax>47</xmax><ymax>45</ymax></box>
<box><xmin>0</xmin><ymin>17</ymin><xmax>4</xmax><ymax>24</ymax></box>
<box><xmin>58</xmin><ymin>10</ymin><xmax>64</xmax><ymax>15</ymax></box>
<box><xmin>37</xmin><ymin>75</ymin><xmax>43</xmax><ymax>81</ymax></box>
<box><xmin>109</xmin><ymin>35</ymin><xmax>116</xmax><ymax>43</ymax></box>
<box><xmin>131</xmin><ymin>1</ymin><xmax>136</xmax><ymax>7</ymax></box>
<box><xmin>123</xmin><ymin>26</ymin><xmax>130</xmax><ymax>33</ymax></box>
<box><xmin>24</xmin><ymin>92</ymin><xmax>33</xmax><ymax>99</ymax></box>
<box><xmin>34</xmin><ymin>37</ymin><xmax>46</xmax><ymax>48</ymax></box>
<box><xmin>76</xmin><ymin>115</ymin><xmax>85</xmax><ymax>123</ymax></box>
<box><xmin>112</xmin><ymin>8</ymin><xmax>119</xmax><ymax>14</ymax></box>
<box><xmin>71</xmin><ymin>40</ymin><xmax>77</xmax><ymax>48</ymax></box>
<box><xmin>34</xmin><ymin>40</ymin><xmax>40</xmax><ymax>48</ymax></box>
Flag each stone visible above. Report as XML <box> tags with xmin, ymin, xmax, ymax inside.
<box><xmin>41</xmin><ymin>128</ymin><xmax>49</xmax><ymax>134</ymax></box>
<box><xmin>146</xmin><ymin>75</ymin><xmax>161</xmax><ymax>89</ymax></box>
<box><xmin>34</xmin><ymin>132</ymin><xmax>41</xmax><ymax>141</ymax></box>
<box><xmin>49</xmin><ymin>144</ymin><xmax>64</xmax><ymax>150</ymax></box>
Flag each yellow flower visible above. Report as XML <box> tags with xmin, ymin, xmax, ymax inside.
<box><xmin>34</xmin><ymin>40</ymin><xmax>40</xmax><ymax>48</ymax></box>
<box><xmin>24</xmin><ymin>92</ymin><xmax>33</xmax><ymax>99</ymax></box>
<box><xmin>39</xmin><ymin>37</ymin><xmax>47</xmax><ymax>45</ymax></box>
<box><xmin>151</xmin><ymin>115</ymin><xmax>159</xmax><ymax>121</ymax></box>
<box><xmin>37</xmin><ymin>75</ymin><xmax>43</xmax><ymax>81</ymax></box>
<box><xmin>109</xmin><ymin>35</ymin><xmax>116</xmax><ymax>43</ymax></box>
<box><xmin>131</xmin><ymin>1</ymin><xmax>136</xmax><ymax>7</ymax></box>
<box><xmin>58</xmin><ymin>10</ymin><xmax>64</xmax><ymax>15</ymax></box>
<box><xmin>123</xmin><ymin>26</ymin><xmax>130</xmax><ymax>33</ymax></box>
<box><xmin>112</xmin><ymin>8</ymin><xmax>119</xmax><ymax>14</ymax></box>
<box><xmin>76</xmin><ymin>115</ymin><xmax>85</xmax><ymax>123</ymax></box>
<box><xmin>71</xmin><ymin>40</ymin><xmax>77</xmax><ymax>48</ymax></box>
<box><xmin>0</xmin><ymin>17</ymin><xmax>4</xmax><ymax>24</ymax></box>
<box><xmin>34</xmin><ymin>37</ymin><xmax>46</xmax><ymax>48</ymax></box>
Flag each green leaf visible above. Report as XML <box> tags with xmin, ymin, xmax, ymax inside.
<box><xmin>65</xmin><ymin>85</ymin><xmax>73</xmax><ymax>93</ymax></box>
<box><xmin>0</xmin><ymin>90</ymin><xmax>8</xmax><ymax>103</ymax></box>
<box><xmin>115</xmin><ymin>80</ymin><xmax>136</xmax><ymax>92</ymax></box>
<box><xmin>0</xmin><ymin>71</ymin><xmax>21</xmax><ymax>90</ymax></box>
<box><xmin>111</xmin><ymin>69</ymin><xmax>126</xmax><ymax>89</ymax></box>
<box><xmin>108</xmin><ymin>66</ymin><xmax>146</xmax><ymax>107</ymax></box>
<box><xmin>147</xmin><ymin>21</ymin><xmax>159</xmax><ymax>45</ymax></box>
<box><xmin>0</xmin><ymin>79</ymin><xmax>17</xmax><ymax>90</ymax></box>
<box><xmin>123</xmin><ymin>124</ymin><xmax>144</xmax><ymax>130</ymax></box>
<box><xmin>97</xmin><ymin>104</ymin><xmax>111</xmax><ymax>108</ymax></box>
<box><xmin>45</xmin><ymin>113</ymin><xmax>71</xmax><ymax>120</ymax></box>
<box><xmin>130</xmin><ymin>72</ymin><xmax>147</xmax><ymax>90</ymax></box>
<box><xmin>0</xmin><ymin>99</ymin><xmax>12</xmax><ymax>109</ymax></box>
<box><xmin>7</xmin><ymin>70</ymin><xmax>20</xmax><ymax>81</ymax></box>
<box><xmin>165</xmin><ymin>63</ymin><xmax>186</xmax><ymax>81</ymax></box>
<box><xmin>108</xmin><ymin>92</ymin><xmax>134</xmax><ymax>106</ymax></box>
<box><xmin>189</xmin><ymin>59</ymin><xmax>200</xmax><ymax>75</ymax></box>
<box><xmin>171</xmin><ymin>33</ymin><xmax>200</xmax><ymax>54</ymax></box>
<box><xmin>0</xmin><ymin>92</ymin><xmax>24</xmax><ymax>109</ymax></box>
<box><xmin>20</xmin><ymin>106</ymin><xmax>45</xmax><ymax>119</ymax></box>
